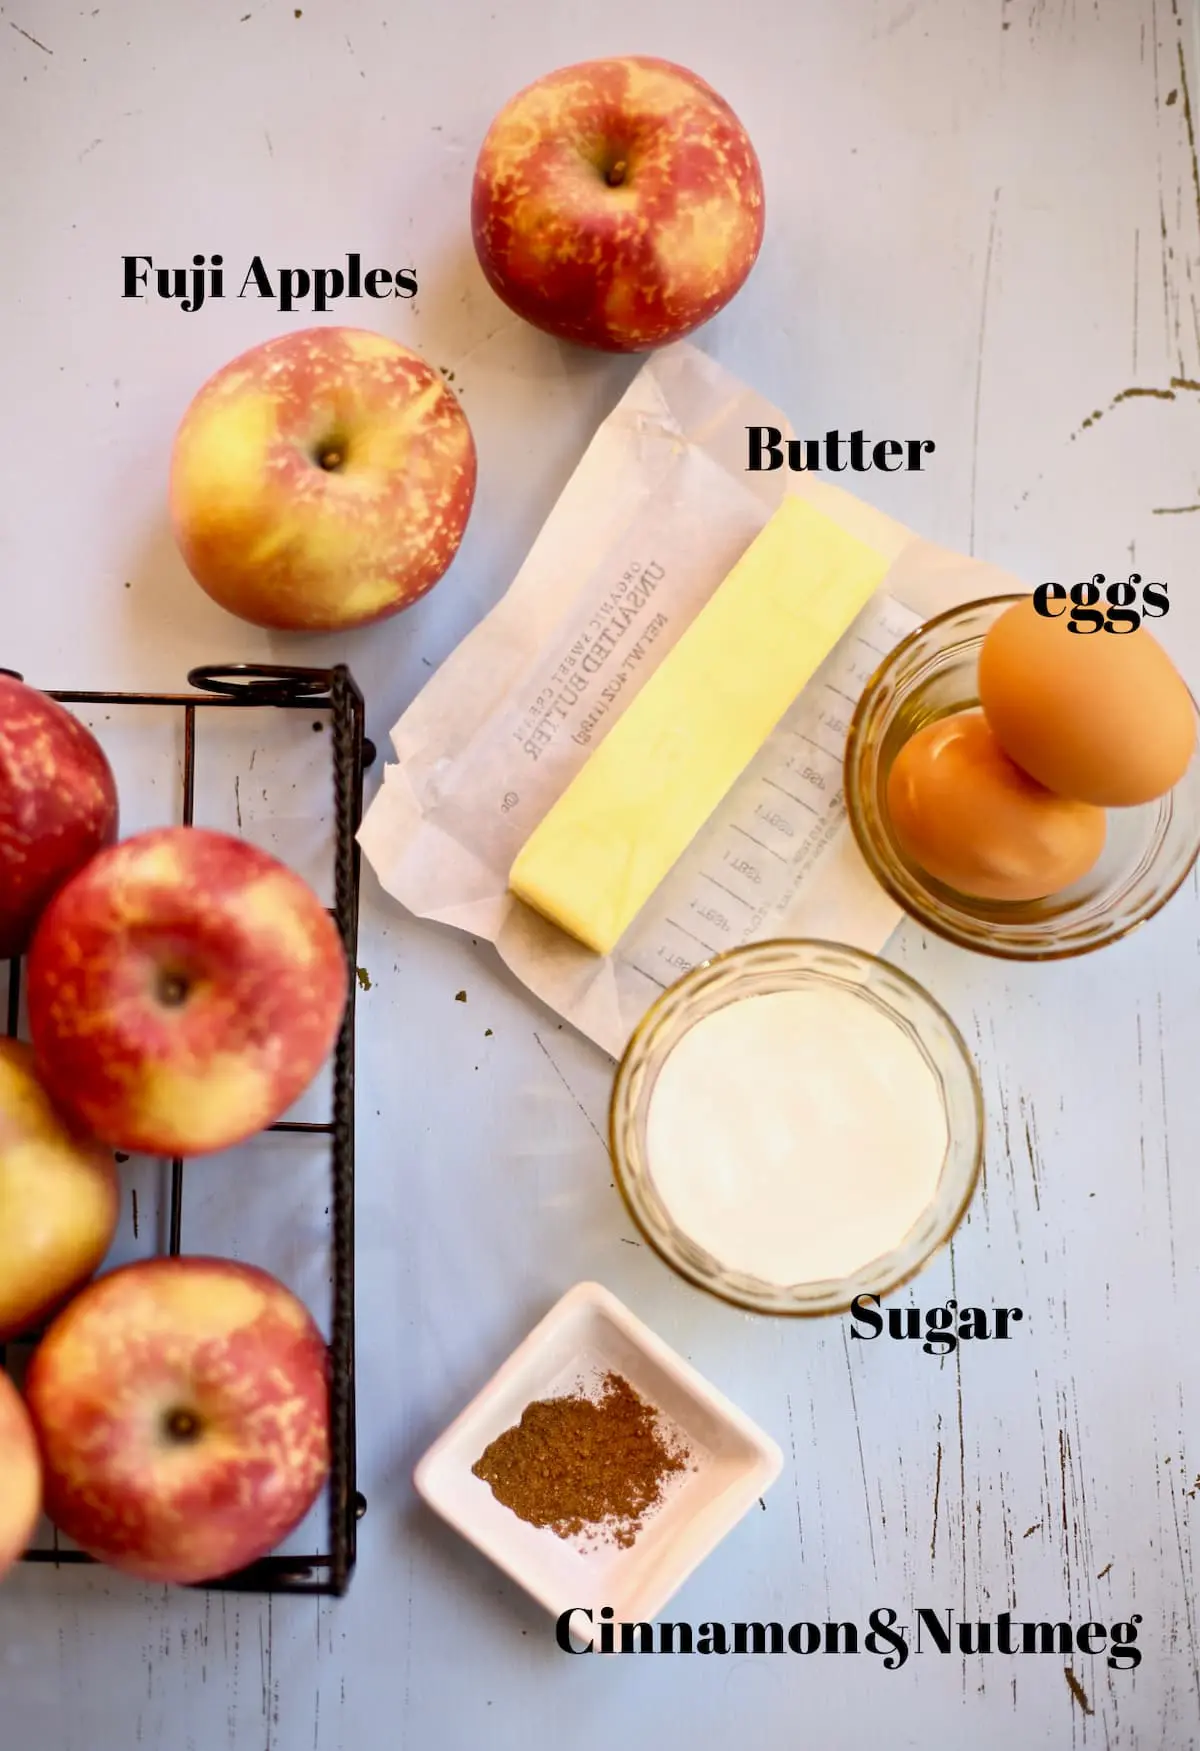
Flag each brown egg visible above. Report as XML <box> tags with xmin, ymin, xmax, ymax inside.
<box><xmin>978</xmin><ymin>595</ymin><xmax>1195</xmax><ymax>805</ymax></box>
<box><xmin>886</xmin><ymin>712</ymin><xmax>1107</xmax><ymax>902</ymax></box>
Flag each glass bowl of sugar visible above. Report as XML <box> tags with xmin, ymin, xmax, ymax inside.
<box><xmin>609</xmin><ymin>939</ymin><xmax>983</xmax><ymax>1316</ymax></box>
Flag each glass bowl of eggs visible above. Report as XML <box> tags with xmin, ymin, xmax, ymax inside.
<box><xmin>844</xmin><ymin>595</ymin><xmax>1200</xmax><ymax>959</ymax></box>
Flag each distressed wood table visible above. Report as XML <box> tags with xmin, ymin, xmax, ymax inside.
<box><xmin>2</xmin><ymin>0</ymin><xmax>1198</xmax><ymax>1745</ymax></box>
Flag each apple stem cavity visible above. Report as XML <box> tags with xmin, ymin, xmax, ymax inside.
<box><xmin>314</xmin><ymin>438</ymin><xmax>347</xmax><ymax>472</ymax></box>
<box><xmin>156</xmin><ymin>970</ymin><xmax>191</xmax><ymax>1009</ymax></box>
<box><xmin>163</xmin><ymin>1407</ymin><xmax>203</xmax><ymax>1445</ymax></box>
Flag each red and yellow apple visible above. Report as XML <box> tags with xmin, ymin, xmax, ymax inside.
<box><xmin>0</xmin><ymin>674</ymin><xmax>119</xmax><ymax>959</ymax></box>
<box><xmin>26</xmin><ymin>825</ymin><xmax>347</xmax><ymax>1157</ymax></box>
<box><xmin>25</xmin><ymin>1256</ymin><xmax>329</xmax><ymax>1585</ymax></box>
<box><xmin>471</xmin><ymin>56</ymin><xmax>765</xmax><ymax>352</ymax></box>
<box><xmin>0</xmin><ymin>1370</ymin><xmax>41</xmax><ymax>1580</ymax></box>
<box><xmin>0</xmin><ymin>1040</ymin><xmax>118</xmax><ymax>1341</ymax></box>
<box><xmin>169</xmin><ymin>327</ymin><xmax>477</xmax><ymax>631</ymax></box>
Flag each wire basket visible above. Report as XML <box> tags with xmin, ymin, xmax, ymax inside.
<box><xmin>0</xmin><ymin>662</ymin><xmax>370</xmax><ymax>1597</ymax></box>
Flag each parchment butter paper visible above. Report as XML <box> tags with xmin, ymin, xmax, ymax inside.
<box><xmin>359</xmin><ymin>343</ymin><xmax>1026</xmax><ymax>1057</ymax></box>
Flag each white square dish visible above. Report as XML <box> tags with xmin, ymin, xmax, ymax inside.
<box><xmin>413</xmin><ymin>1281</ymin><xmax>783</xmax><ymax>1624</ymax></box>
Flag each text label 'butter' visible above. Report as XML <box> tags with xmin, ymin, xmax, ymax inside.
<box><xmin>747</xmin><ymin>427</ymin><xmax>935</xmax><ymax>472</ymax></box>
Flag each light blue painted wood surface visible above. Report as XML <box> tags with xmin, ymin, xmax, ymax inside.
<box><xmin>2</xmin><ymin>0</ymin><xmax>1198</xmax><ymax>1744</ymax></box>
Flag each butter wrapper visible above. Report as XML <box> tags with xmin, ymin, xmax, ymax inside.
<box><xmin>359</xmin><ymin>343</ymin><xmax>1023</xmax><ymax>1057</ymax></box>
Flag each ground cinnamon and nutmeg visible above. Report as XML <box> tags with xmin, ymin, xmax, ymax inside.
<box><xmin>471</xmin><ymin>1371</ymin><xmax>688</xmax><ymax>1549</ymax></box>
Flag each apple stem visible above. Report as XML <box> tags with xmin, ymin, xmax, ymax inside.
<box><xmin>319</xmin><ymin>449</ymin><xmax>343</xmax><ymax>471</ymax></box>
<box><xmin>606</xmin><ymin>160</ymin><xmax>628</xmax><ymax>187</ymax></box>
<box><xmin>156</xmin><ymin>971</ymin><xmax>191</xmax><ymax>1008</ymax></box>
<box><xmin>164</xmin><ymin>1408</ymin><xmax>202</xmax><ymax>1444</ymax></box>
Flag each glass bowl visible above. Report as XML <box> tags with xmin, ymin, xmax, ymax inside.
<box><xmin>609</xmin><ymin>939</ymin><xmax>983</xmax><ymax>1316</ymax></box>
<box><xmin>844</xmin><ymin>595</ymin><xmax>1200</xmax><ymax>959</ymax></box>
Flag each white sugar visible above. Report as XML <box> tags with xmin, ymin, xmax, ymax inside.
<box><xmin>645</xmin><ymin>987</ymin><xmax>949</xmax><ymax>1287</ymax></box>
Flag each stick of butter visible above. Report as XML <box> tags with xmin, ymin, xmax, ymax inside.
<box><xmin>508</xmin><ymin>495</ymin><xmax>890</xmax><ymax>955</ymax></box>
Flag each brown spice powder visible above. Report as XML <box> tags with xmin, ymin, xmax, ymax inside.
<box><xmin>471</xmin><ymin>1371</ymin><xmax>688</xmax><ymax>1549</ymax></box>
